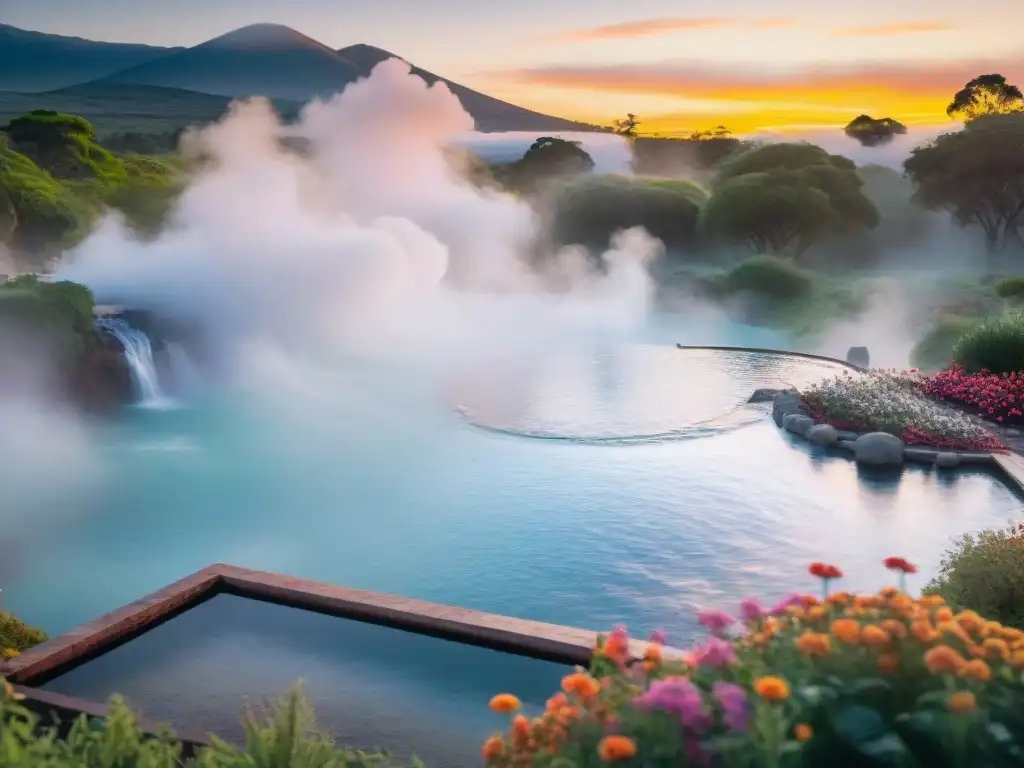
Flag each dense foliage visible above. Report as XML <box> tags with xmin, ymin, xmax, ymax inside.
<box><xmin>0</xmin><ymin>274</ymin><xmax>96</xmax><ymax>363</ymax></box>
<box><xmin>801</xmin><ymin>369</ymin><xmax>1006</xmax><ymax>451</ymax></box>
<box><xmin>484</xmin><ymin>561</ymin><xmax>1024</xmax><ymax>767</ymax></box>
<box><xmin>0</xmin><ymin>612</ymin><xmax>46</xmax><ymax>657</ymax></box>
<box><xmin>844</xmin><ymin>115</ymin><xmax>907</xmax><ymax>147</ymax></box>
<box><xmin>951</xmin><ymin>314</ymin><xmax>1024</xmax><ymax>373</ymax></box>
<box><xmin>713</xmin><ymin>255</ymin><xmax>816</xmax><ymax>302</ymax></box>
<box><xmin>0</xmin><ymin>683</ymin><xmax>417</xmax><ymax>767</ymax></box>
<box><xmin>926</xmin><ymin>524</ymin><xmax>1024</xmax><ymax>629</ymax></box>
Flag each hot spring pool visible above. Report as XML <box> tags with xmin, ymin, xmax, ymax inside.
<box><xmin>4</xmin><ymin>330</ymin><xmax>1022</xmax><ymax>761</ymax></box>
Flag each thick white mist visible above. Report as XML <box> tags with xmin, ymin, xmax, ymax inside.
<box><xmin>58</xmin><ymin>59</ymin><xmax>658</xmax><ymax>377</ymax></box>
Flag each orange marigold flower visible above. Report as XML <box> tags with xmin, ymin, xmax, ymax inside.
<box><xmin>801</xmin><ymin>594</ymin><xmax>820</xmax><ymax>607</ymax></box>
<box><xmin>878</xmin><ymin>586</ymin><xmax>900</xmax><ymax>599</ymax></box>
<box><xmin>831</xmin><ymin>618</ymin><xmax>862</xmax><ymax>644</ymax></box>
<box><xmin>597</xmin><ymin>735</ymin><xmax>637</xmax><ymax>762</ymax></box>
<box><xmin>827</xmin><ymin>591</ymin><xmax>851</xmax><ymax>607</ymax></box>
<box><xmin>786</xmin><ymin>605</ymin><xmax>806</xmax><ymax>620</ymax></box>
<box><xmin>924</xmin><ymin>645</ymin><xmax>967</xmax><ymax>674</ymax></box>
<box><xmin>545</xmin><ymin>693</ymin><xmax>568</xmax><ymax>713</ymax></box>
<box><xmin>1001</xmin><ymin>627</ymin><xmax>1024</xmax><ymax>643</ymax></box>
<box><xmin>561</xmin><ymin>672</ymin><xmax>601</xmax><ymax>699</ymax></box>
<box><xmin>754</xmin><ymin>675</ymin><xmax>791</xmax><ymax>701</ymax></box>
<box><xmin>489</xmin><ymin>694</ymin><xmax>521</xmax><ymax>713</ymax></box>
<box><xmin>794</xmin><ymin>631</ymin><xmax>832</xmax><ymax>657</ymax></box>
<box><xmin>1009</xmin><ymin>649</ymin><xmax>1024</xmax><ymax>669</ymax></box>
<box><xmin>481</xmin><ymin>735</ymin><xmax>504</xmax><ymax>760</ymax></box>
<box><xmin>883</xmin><ymin>557</ymin><xmax>917</xmax><ymax>573</ymax></box>
<box><xmin>877</xmin><ymin>652</ymin><xmax>900</xmax><ymax>674</ymax></box>
<box><xmin>806</xmin><ymin>605</ymin><xmax>828</xmax><ymax>621</ymax></box>
<box><xmin>935</xmin><ymin>607</ymin><xmax>954</xmax><ymax>623</ymax></box>
<box><xmin>919</xmin><ymin>595</ymin><xmax>945</xmax><ymax>608</ymax></box>
<box><xmin>890</xmin><ymin>595</ymin><xmax>913</xmax><ymax>614</ymax></box>
<box><xmin>981</xmin><ymin>637</ymin><xmax>1010</xmax><ymax>662</ymax></box>
<box><xmin>958</xmin><ymin>659</ymin><xmax>992</xmax><ymax>682</ymax></box>
<box><xmin>938</xmin><ymin>621</ymin><xmax>972</xmax><ymax>645</ymax></box>
<box><xmin>511</xmin><ymin>715</ymin><xmax>531</xmax><ymax>744</ymax></box>
<box><xmin>558</xmin><ymin>705</ymin><xmax>580</xmax><ymax>723</ymax></box>
<box><xmin>980</xmin><ymin>621</ymin><xmax>1003</xmax><ymax>638</ymax></box>
<box><xmin>880</xmin><ymin>619</ymin><xmax>908</xmax><ymax>639</ymax></box>
<box><xmin>602</xmin><ymin>630</ymin><xmax>629</xmax><ymax>660</ymax></box>
<box><xmin>643</xmin><ymin>643</ymin><xmax>662</xmax><ymax>664</ymax></box>
<box><xmin>955</xmin><ymin>611</ymin><xmax>985</xmax><ymax>634</ymax></box>
<box><xmin>794</xmin><ymin>723</ymin><xmax>813</xmax><ymax>742</ymax></box>
<box><xmin>911</xmin><ymin>620</ymin><xmax>939</xmax><ymax>644</ymax></box>
<box><xmin>861</xmin><ymin>624</ymin><xmax>891</xmax><ymax>648</ymax></box>
<box><xmin>947</xmin><ymin>691</ymin><xmax>976</xmax><ymax>714</ymax></box>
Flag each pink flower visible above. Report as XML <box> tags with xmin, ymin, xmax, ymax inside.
<box><xmin>738</xmin><ymin>597</ymin><xmax>764</xmax><ymax>623</ymax></box>
<box><xmin>692</xmin><ymin>636</ymin><xmax>736</xmax><ymax>668</ymax></box>
<box><xmin>697</xmin><ymin>608</ymin><xmax>735</xmax><ymax>635</ymax></box>
<box><xmin>769</xmin><ymin>592</ymin><xmax>803</xmax><ymax>616</ymax></box>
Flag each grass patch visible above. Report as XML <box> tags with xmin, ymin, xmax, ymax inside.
<box><xmin>952</xmin><ymin>313</ymin><xmax>1024</xmax><ymax>373</ymax></box>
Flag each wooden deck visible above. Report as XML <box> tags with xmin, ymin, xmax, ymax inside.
<box><xmin>992</xmin><ymin>452</ymin><xmax>1024</xmax><ymax>495</ymax></box>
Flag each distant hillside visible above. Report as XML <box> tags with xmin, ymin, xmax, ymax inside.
<box><xmin>0</xmin><ymin>84</ymin><xmax>303</xmax><ymax>136</ymax></box>
<box><xmin>92</xmin><ymin>24</ymin><xmax>366</xmax><ymax>102</ymax></box>
<box><xmin>337</xmin><ymin>44</ymin><xmax>601</xmax><ymax>133</ymax></box>
<box><xmin>0</xmin><ymin>23</ymin><xmax>180</xmax><ymax>92</ymax></box>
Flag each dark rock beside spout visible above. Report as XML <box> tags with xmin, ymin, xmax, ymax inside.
<box><xmin>65</xmin><ymin>333</ymin><xmax>133</xmax><ymax>413</ymax></box>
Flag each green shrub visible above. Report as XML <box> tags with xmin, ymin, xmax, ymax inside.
<box><xmin>0</xmin><ymin>683</ymin><xmax>418</xmax><ymax>767</ymax></box>
<box><xmin>925</xmin><ymin>522</ymin><xmax>1024</xmax><ymax>628</ymax></box>
<box><xmin>911</xmin><ymin>316</ymin><xmax>978</xmax><ymax>372</ymax></box>
<box><xmin>995</xmin><ymin>276</ymin><xmax>1024</xmax><ymax>299</ymax></box>
<box><xmin>718</xmin><ymin>255</ymin><xmax>816</xmax><ymax>302</ymax></box>
<box><xmin>952</xmin><ymin>313</ymin><xmax>1024</xmax><ymax>373</ymax></box>
<box><xmin>0</xmin><ymin>612</ymin><xmax>46</xmax><ymax>655</ymax></box>
<box><xmin>0</xmin><ymin>276</ymin><xmax>96</xmax><ymax>363</ymax></box>
<box><xmin>547</xmin><ymin>175</ymin><xmax>703</xmax><ymax>255</ymax></box>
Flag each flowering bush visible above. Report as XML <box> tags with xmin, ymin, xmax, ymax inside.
<box><xmin>916</xmin><ymin>364</ymin><xmax>1024</xmax><ymax>427</ymax></box>
<box><xmin>0</xmin><ymin>611</ymin><xmax>46</xmax><ymax>658</ymax></box>
<box><xmin>484</xmin><ymin>560</ymin><xmax>1024</xmax><ymax>767</ymax></box>
<box><xmin>800</xmin><ymin>369</ymin><xmax>1006</xmax><ymax>451</ymax></box>
<box><xmin>926</xmin><ymin>522</ymin><xmax>1024</xmax><ymax>629</ymax></box>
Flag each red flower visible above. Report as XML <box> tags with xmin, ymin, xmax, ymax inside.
<box><xmin>883</xmin><ymin>557</ymin><xmax>917</xmax><ymax>574</ymax></box>
<box><xmin>809</xmin><ymin>562</ymin><xmax>843</xmax><ymax>580</ymax></box>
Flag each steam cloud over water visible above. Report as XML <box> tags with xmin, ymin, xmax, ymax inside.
<box><xmin>58</xmin><ymin>59</ymin><xmax>660</xmax><ymax>374</ymax></box>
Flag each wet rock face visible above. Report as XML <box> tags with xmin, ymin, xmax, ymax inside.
<box><xmin>66</xmin><ymin>336</ymin><xmax>133</xmax><ymax>413</ymax></box>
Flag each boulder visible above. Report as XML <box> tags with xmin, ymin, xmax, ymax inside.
<box><xmin>846</xmin><ymin>346</ymin><xmax>870</xmax><ymax>369</ymax></box>
<box><xmin>783</xmin><ymin>413</ymin><xmax>814</xmax><ymax>437</ymax></box>
<box><xmin>805</xmin><ymin>423</ymin><xmax>839</xmax><ymax>446</ymax></box>
<box><xmin>772</xmin><ymin>390</ymin><xmax>804</xmax><ymax>427</ymax></box>
<box><xmin>904</xmin><ymin>447</ymin><xmax>939</xmax><ymax>463</ymax></box>
<box><xmin>853</xmin><ymin>432</ymin><xmax>905</xmax><ymax>466</ymax></box>
<box><xmin>749</xmin><ymin>387</ymin><xmax>785</xmax><ymax>404</ymax></box>
<box><xmin>935</xmin><ymin>452</ymin><xmax>960</xmax><ymax>469</ymax></box>
<box><xmin>836</xmin><ymin>430</ymin><xmax>860</xmax><ymax>441</ymax></box>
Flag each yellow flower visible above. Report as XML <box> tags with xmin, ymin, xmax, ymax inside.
<box><xmin>794</xmin><ymin>631</ymin><xmax>832</xmax><ymax>657</ymax></box>
<box><xmin>754</xmin><ymin>675</ymin><xmax>791</xmax><ymax>702</ymax></box>
<box><xmin>794</xmin><ymin>723</ymin><xmax>813</xmax><ymax>742</ymax></box>
<box><xmin>831</xmin><ymin>618</ymin><xmax>861</xmax><ymax>645</ymax></box>
<box><xmin>924</xmin><ymin>644</ymin><xmax>967</xmax><ymax>674</ymax></box>
<box><xmin>597</xmin><ymin>735</ymin><xmax>637</xmax><ymax>762</ymax></box>
<box><xmin>0</xmin><ymin>648</ymin><xmax>19</xmax><ymax>659</ymax></box>
<box><xmin>489</xmin><ymin>694</ymin><xmax>522</xmax><ymax>713</ymax></box>
<box><xmin>861</xmin><ymin>624</ymin><xmax>891</xmax><ymax>648</ymax></box>
<box><xmin>947</xmin><ymin>691</ymin><xmax>976</xmax><ymax>714</ymax></box>
<box><xmin>958</xmin><ymin>659</ymin><xmax>992</xmax><ymax>682</ymax></box>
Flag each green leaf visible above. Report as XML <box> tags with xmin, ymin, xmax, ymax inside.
<box><xmin>831</xmin><ymin>705</ymin><xmax>887</xmax><ymax>747</ymax></box>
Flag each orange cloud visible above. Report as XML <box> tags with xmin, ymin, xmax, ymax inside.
<box><xmin>554</xmin><ymin>16</ymin><xmax>734</xmax><ymax>42</ymax></box>
<box><xmin>832</xmin><ymin>21</ymin><xmax>954</xmax><ymax>37</ymax></box>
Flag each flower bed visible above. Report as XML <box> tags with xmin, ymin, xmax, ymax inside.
<box><xmin>484</xmin><ymin>560</ymin><xmax>1024</xmax><ymax>767</ymax></box>
<box><xmin>800</xmin><ymin>369</ymin><xmax>1006</xmax><ymax>452</ymax></box>
<box><xmin>916</xmin><ymin>364</ymin><xmax>1024</xmax><ymax>428</ymax></box>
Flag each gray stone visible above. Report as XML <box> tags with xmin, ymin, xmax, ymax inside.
<box><xmin>846</xmin><ymin>346</ymin><xmax>870</xmax><ymax>368</ymax></box>
<box><xmin>837</xmin><ymin>439</ymin><xmax>857</xmax><ymax>451</ymax></box>
<box><xmin>771</xmin><ymin>390</ymin><xmax>804</xmax><ymax>427</ymax></box>
<box><xmin>836</xmin><ymin>430</ymin><xmax>860</xmax><ymax>441</ymax></box>
<box><xmin>1006</xmin><ymin>428</ymin><xmax>1021</xmax><ymax>437</ymax></box>
<box><xmin>783</xmin><ymin>413</ymin><xmax>814</xmax><ymax>437</ymax></box>
<box><xmin>805</xmin><ymin>423</ymin><xmax>839</xmax><ymax>446</ymax></box>
<box><xmin>904</xmin><ymin>447</ymin><xmax>940</xmax><ymax>463</ymax></box>
<box><xmin>935</xmin><ymin>452</ymin><xmax>960</xmax><ymax>469</ymax></box>
<box><xmin>853</xmin><ymin>432</ymin><xmax>905</xmax><ymax>466</ymax></box>
<box><xmin>749</xmin><ymin>388</ymin><xmax>785</xmax><ymax>404</ymax></box>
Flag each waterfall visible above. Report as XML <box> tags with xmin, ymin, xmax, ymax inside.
<box><xmin>94</xmin><ymin>316</ymin><xmax>169</xmax><ymax>408</ymax></box>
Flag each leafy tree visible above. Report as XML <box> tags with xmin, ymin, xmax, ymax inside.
<box><xmin>503</xmin><ymin>136</ymin><xmax>595</xmax><ymax>193</ymax></box>
<box><xmin>844</xmin><ymin>114</ymin><xmax>907</xmax><ymax>147</ymax></box>
<box><xmin>701</xmin><ymin>143</ymin><xmax>879</xmax><ymax>259</ymax></box>
<box><xmin>947</xmin><ymin>74</ymin><xmax>1024</xmax><ymax>122</ymax></box>
<box><xmin>613</xmin><ymin>113</ymin><xmax>641</xmax><ymax>138</ymax></box>
<box><xmin>904</xmin><ymin>113</ymin><xmax>1024</xmax><ymax>255</ymax></box>
<box><xmin>689</xmin><ymin>125</ymin><xmax>732</xmax><ymax>140</ymax></box>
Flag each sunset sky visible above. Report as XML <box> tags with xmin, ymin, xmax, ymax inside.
<box><xmin>2</xmin><ymin>0</ymin><xmax>1022</xmax><ymax>135</ymax></box>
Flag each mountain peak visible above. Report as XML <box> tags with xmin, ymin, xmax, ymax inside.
<box><xmin>202</xmin><ymin>23</ymin><xmax>335</xmax><ymax>53</ymax></box>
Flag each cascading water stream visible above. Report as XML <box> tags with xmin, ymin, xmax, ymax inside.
<box><xmin>94</xmin><ymin>316</ymin><xmax>170</xmax><ymax>408</ymax></box>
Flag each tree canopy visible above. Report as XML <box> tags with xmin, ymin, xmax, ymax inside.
<box><xmin>904</xmin><ymin>112</ymin><xmax>1024</xmax><ymax>254</ymax></box>
<box><xmin>844</xmin><ymin>115</ymin><xmax>908</xmax><ymax>147</ymax></box>
<box><xmin>613</xmin><ymin>113</ymin><xmax>641</xmax><ymax>138</ymax></box>
<box><xmin>700</xmin><ymin>142</ymin><xmax>878</xmax><ymax>259</ymax></box>
<box><xmin>500</xmin><ymin>136</ymin><xmax>595</xmax><ymax>193</ymax></box>
<box><xmin>946</xmin><ymin>74</ymin><xmax>1024</xmax><ymax>122</ymax></box>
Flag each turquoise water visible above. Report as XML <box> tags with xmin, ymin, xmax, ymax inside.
<box><xmin>4</xmin><ymin>322</ymin><xmax>1021</xmax><ymax>646</ymax></box>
